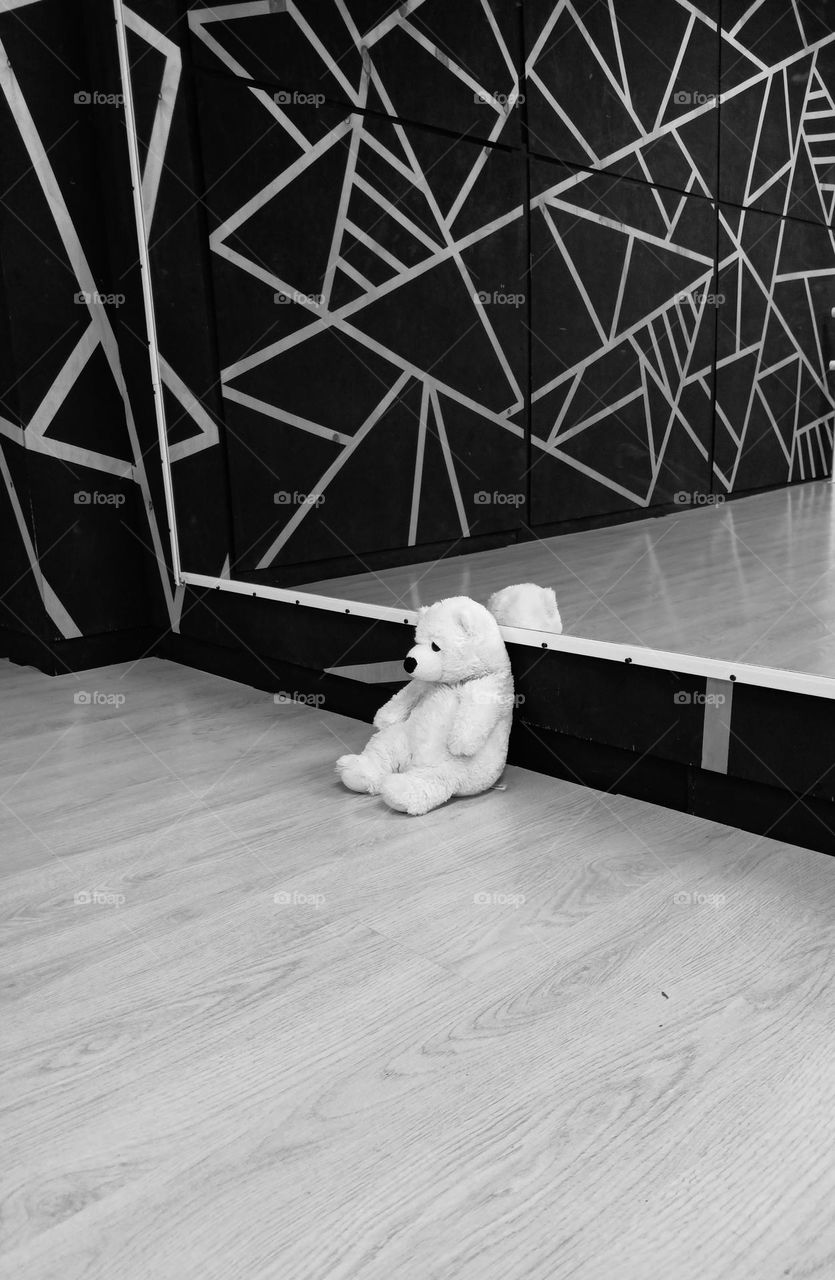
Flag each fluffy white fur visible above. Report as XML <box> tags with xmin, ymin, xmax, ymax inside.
<box><xmin>487</xmin><ymin>583</ymin><xmax>563</xmax><ymax>634</ymax></box>
<box><xmin>336</xmin><ymin>596</ymin><xmax>514</xmax><ymax>816</ymax></box>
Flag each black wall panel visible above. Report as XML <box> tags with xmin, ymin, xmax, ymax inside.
<box><xmin>187</xmin><ymin>0</ymin><xmax>523</xmax><ymax>144</ymax></box>
<box><xmin>529</xmin><ymin>160</ymin><xmax>716</xmax><ymax>524</ymax></box>
<box><xmin>525</xmin><ymin>0</ymin><xmax>720</xmax><ymax>194</ymax></box>
<box><xmin>719</xmin><ymin>0</ymin><xmax>835</xmax><ymax>224</ymax></box>
<box><xmin>0</xmin><ymin>0</ymin><xmax>163</xmax><ymax>650</ymax></box>
<box><xmin>714</xmin><ymin>205</ymin><xmax>835</xmax><ymax>490</ymax></box>
<box><xmin>193</xmin><ymin>70</ymin><xmax>528</xmax><ymax>571</ymax></box>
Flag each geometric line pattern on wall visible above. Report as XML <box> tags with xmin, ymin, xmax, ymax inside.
<box><xmin>528</xmin><ymin>165</ymin><xmax>718</xmax><ymax>523</ymax></box>
<box><xmin>121</xmin><ymin>0</ymin><xmax>835</xmax><ymax>577</ymax></box>
<box><xmin>719</xmin><ymin>1</ymin><xmax>835</xmax><ymax>221</ymax></box>
<box><xmin>0</xmin><ymin>20</ymin><xmax>177</xmax><ymax>634</ymax></box>
<box><xmin>126</xmin><ymin>6</ymin><xmax>219</xmax><ymax>469</ymax></box>
<box><xmin>525</xmin><ymin>0</ymin><xmax>721</xmax><ymax>193</ymax></box>
<box><xmin>714</xmin><ymin>206</ymin><xmax>835</xmax><ymax>491</ymax></box>
<box><xmin>188</xmin><ymin>0</ymin><xmax>523</xmax><ymax>145</ymax></box>
<box><xmin>187</xmin><ymin>3</ymin><xmax>530</xmax><ymax>571</ymax></box>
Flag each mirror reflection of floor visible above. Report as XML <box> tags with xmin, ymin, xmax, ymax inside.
<box><xmin>301</xmin><ymin>480</ymin><xmax>835</xmax><ymax>677</ymax></box>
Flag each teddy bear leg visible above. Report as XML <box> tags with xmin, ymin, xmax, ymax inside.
<box><xmin>336</xmin><ymin>725</ymin><xmax>410</xmax><ymax>794</ymax></box>
<box><xmin>380</xmin><ymin>765</ymin><xmax>460</xmax><ymax>816</ymax></box>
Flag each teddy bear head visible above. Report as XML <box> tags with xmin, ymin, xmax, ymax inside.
<box><xmin>403</xmin><ymin>596</ymin><xmax>510</xmax><ymax>684</ymax></box>
<box><xmin>487</xmin><ymin>583</ymin><xmax>563</xmax><ymax>634</ymax></box>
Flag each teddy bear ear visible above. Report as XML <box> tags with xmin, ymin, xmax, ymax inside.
<box><xmin>544</xmin><ymin>587</ymin><xmax>558</xmax><ymax>610</ymax></box>
<box><xmin>451</xmin><ymin>600</ymin><xmax>481</xmax><ymax>636</ymax></box>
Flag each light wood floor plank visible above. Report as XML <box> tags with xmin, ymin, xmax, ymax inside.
<box><xmin>2</xmin><ymin>659</ymin><xmax>835</xmax><ymax>1279</ymax></box>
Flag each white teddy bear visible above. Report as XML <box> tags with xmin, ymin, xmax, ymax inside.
<box><xmin>336</xmin><ymin>596</ymin><xmax>514</xmax><ymax>816</ymax></box>
<box><xmin>487</xmin><ymin>583</ymin><xmax>563</xmax><ymax>633</ymax></box>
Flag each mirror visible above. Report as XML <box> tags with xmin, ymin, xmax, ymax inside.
<box><xmin>121</xmin><ymin>0</ymin><xmax>835</xmax><ymax>682</ymax></box>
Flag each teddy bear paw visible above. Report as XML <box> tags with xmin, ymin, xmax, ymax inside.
<box><xmin>447</xmin><ymin>729</ymin><xmax>477</xmax><ymax>757</ymax></box>
<box><xmin>380</xmin><ymin>772</ymin><xmax>449</xmax><ymax>816</ymax></box>
<box><xmin>336</xmin><ymin>754</ymin><xmax>382</xmax><ymax>794</ymax></box>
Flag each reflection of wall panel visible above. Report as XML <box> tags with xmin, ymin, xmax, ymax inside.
<box><xmin>194</xmin><ymin>73</ymin><xmax>528</xmax><ymax>572</ymax></box>
<box><xmin>529</xmin><ymin>163</ymin><xmax>717</xmax><ymax>525</ymax></box>
<box><xmin>138</xmin><ymin>1</ymin><xmax>835</xmax><ymax>568</ymax></box>
<box><xmin>714</xmin><ymin>207</ymin><xmax>835</xmax><ymax>491</ymax></box>
<box><xmin>719</xmin><ymin>0</ymin><xmax>835</xmax><ymax>224</ymax></box>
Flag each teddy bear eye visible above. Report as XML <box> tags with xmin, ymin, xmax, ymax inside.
<box><xmin>431</xmin><ymin>642</ymin><xmax>441</xmax><ymax>652</ymax></box>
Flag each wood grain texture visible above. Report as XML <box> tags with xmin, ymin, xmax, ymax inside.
<box><xmin>2</xmin><ymin>657</ymin><xmax>835</xmax><ymax>1280</ymax></box>
<box><xmin>303</xmin><ymin>480</ymin><xmax>835</xmax><ymax>678</ymax></box>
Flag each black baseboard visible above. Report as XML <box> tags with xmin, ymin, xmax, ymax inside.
<box><xmin>509</xmin><ymin>721</ymin><xmax>835</xmax><ymax>857</ymax></box>
<box><xmin>0</xmin><ymin>625</ymin><xmax>163</xmax><ymax>675</ymax></box>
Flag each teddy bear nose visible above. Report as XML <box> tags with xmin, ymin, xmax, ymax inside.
<box><xmin>403</xmin><ymin>656</ymin><xmax>417</xmax><ymax>674</ymax></box>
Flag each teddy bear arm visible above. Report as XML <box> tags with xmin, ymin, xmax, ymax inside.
<box><xmin>448</xmin><ymin>680</ymin><xmax>506</xmax><ymax>756</ymax></box>
<box><xmin>373</xmin><ymin>679</ymin><xmax>423</xmax><ymax>728</ymax></box>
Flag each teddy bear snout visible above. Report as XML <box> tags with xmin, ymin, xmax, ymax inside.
<box><xmin>403</xmin><ymin>655</ymin><xmax>417</xmax><ymax>674</ymax></box>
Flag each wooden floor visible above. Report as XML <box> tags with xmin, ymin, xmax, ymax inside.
<box><xmin>3</xmin><ymin>657</ymin><xmax>835</xmax><ymax>1280</ymax></box>
<box><xmin>304</xmin><ymin>481</ymin><xmax>835</xmax><ymax>677</ymax></box>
